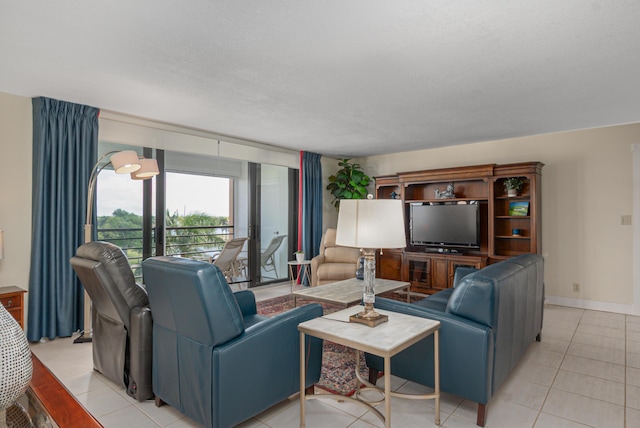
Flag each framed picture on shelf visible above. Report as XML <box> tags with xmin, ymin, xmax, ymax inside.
<box><xmin>509</xmin><ymin>201</ymin><xmax>529</xmax><ymax>216</ymax></box>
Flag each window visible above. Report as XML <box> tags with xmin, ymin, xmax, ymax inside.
<box><xmin>95</xmin><ymin>143</ymin><xmax>296</xmax><ymax>288</ymax></box>
<box><xmin>164</xmin><ymin>172</ymin><xmax>234</xmax><ymax>261</ymax></box>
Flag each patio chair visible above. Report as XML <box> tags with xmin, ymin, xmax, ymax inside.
<box><xmin>260</xmin><ymin>234</ymin><xmax>287</xmax><ymax>278</ymax></box>
<box><xmin>210</xmin><ymin>237</ymin><xmax>248</xmax><ymax>281</ymax></box>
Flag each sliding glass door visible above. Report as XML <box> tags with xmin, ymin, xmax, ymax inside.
<box><xmin>248</xmin><ymin>163</ymin><xmax>298</xmax><ymax>287</ymax></box>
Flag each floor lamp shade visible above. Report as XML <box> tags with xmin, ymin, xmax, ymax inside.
<box><xmin>335</xmin><ymin>199</ymin><xmax>406</xmax><ymax>250</ymax></box>
<box><xmin>131</xmin><ymin>158</ymin><xmax>159</xmax><ymax>180</ymax></box>
<box><xmin>110</xmin><ymin>150</ymin><xmax>141</xmax><ymax>174</ymax></box>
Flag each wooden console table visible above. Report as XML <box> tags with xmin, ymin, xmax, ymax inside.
<box><xmin>21</xmin><ymin>354</ymin><xmax>103</xmax><ymax>427</ymax></box>
<box><xmin>0</xmin><ymin>285</ymin><xmax>27</xmax><ymax>329</ymax></box>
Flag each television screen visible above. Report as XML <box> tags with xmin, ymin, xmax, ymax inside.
<box><xmin>410</xmin><ymin>203</ymin><xmax>480</xmax><ymax>248</ymax></box>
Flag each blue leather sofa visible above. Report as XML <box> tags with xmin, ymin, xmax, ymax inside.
<box><xmin>142</xmin><ymin>256</ymin><xmax>323</xmax><ymax>428</ymax></box>
<box><xmin>366</xmin><ymin>254</ymin><xmax>544</xmax><ymax>427</ymax></box>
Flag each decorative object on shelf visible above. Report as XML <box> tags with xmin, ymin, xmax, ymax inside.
<box><xmin>0</xmin><ymin>304</ymin><xmax>33</xmax><ymax>427</ymax></box>
<box><xmin>434</xmin><ymin>182</ymin><xmax>455</xmax><ymax>199</ymax></box>
<box><xmin>390</xmin><ymin>191</ymin><xmax>398</xmax><ymax>199</ymax></box>
<box><xmin>326</xmin><ymin>159</ymin><xmax>371</xmax><ymax>209</ymax></box>
<box><xmin>355</xmin><ymin>256</ymin><xmax>364</xmax><ymax>280</ymax></box>
<box><xmin>503</xmin><ymin>177</ymin><xmax>525</xmax><ymax>197</ymax></box>
<box><xmin>335</xmin><ymin>195</ymin><xmax>406</xmax><ymax>326</ymax></box>
<box><xmin>509</xmin><ymin>201</ymin><xmax>530</xmax><ymax>216</ymax></box>
<box><xmin>294</xmin><ymin>250</ymin><xmax>305</xmax><ymax>263</ymax></box>
<box><xmin>512</xmin><ymin>228</ymin><xmax>522</xmax><ymax>236</ymax></box>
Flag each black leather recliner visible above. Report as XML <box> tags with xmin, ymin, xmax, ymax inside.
<box><xmin>70</xmin><ymin>241</ymin><xmax>153</xmax><ymax>401</ymax></box>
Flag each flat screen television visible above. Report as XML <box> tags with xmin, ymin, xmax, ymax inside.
<box><xmin>410</xmin><ymin>202</ymin><xmax>480</xmax><ymax>249</ymax></box>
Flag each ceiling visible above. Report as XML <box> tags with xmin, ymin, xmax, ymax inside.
<box><xmin>2</xmin><ymin>1</ymin><xmax>640</xmax><ymax>158</ymax></box>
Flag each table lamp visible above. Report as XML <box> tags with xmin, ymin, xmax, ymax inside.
<box><xmin>335</xmin><ymin>195</ymin><xmax>406</xmax><ymax>326</ymax></box>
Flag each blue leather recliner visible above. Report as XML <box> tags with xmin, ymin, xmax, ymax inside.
<box><xmin>142</xmin><ymin>256</ymin><xmax>323</xmax><ymax>428</ymax></box>
<box><xmin>365</xmin><ymin>254</ymin><xmax>544</xmax><ymax>427</ymax></box>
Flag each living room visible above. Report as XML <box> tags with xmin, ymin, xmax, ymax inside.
<box><xmin>1</xmin><ymin>2</ymin><xmax>640</xmax><ymax>427</ymax></box>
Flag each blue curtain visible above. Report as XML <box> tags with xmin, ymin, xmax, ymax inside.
<box><xmin>27</xmin><ymin>97</ymin><xmax>99</xmax><ymax>341</ymax></box>
<box><xmin>301</xmin><ymin>152</ymin><xmax>323</xmax><ymax>259</ymax></box>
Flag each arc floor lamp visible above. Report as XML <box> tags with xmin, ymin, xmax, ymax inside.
<box><xmin>74</xmin><ymin>150</ymin><xmax>158</xmax><ymax>343</ymax></box>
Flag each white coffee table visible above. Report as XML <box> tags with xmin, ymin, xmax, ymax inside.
<box><xmin>298</xmin><ymin>305</ymin><xmax>441</xmax><ymax>427</ymax></box>
<box><xmin>292</xmin><ymin>277</ymin><xmax>410</xmax><ymax>307</ymax></box>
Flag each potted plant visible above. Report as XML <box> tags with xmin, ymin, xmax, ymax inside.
<box><xmin>294</xmin><ymin>250</ymin><xmax>305</xmax><ymax>263</ymax></box>
<box><xmin>326</xmin><ymin>159</ymin><xmax>371</xmax><ymax>209</ymax></box>
<box><xmin>503</xmin><ymin>177</ymin><xmax>525</xmax><ymax>197</ymax></box>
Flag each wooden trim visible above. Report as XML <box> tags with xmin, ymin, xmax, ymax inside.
<box><xmin>493</xmin><ymin>161</ymin><xmax>544</xmax><ymax>176</ymax></box>
<box><xmin>398</xmin><ymin>164</ymin><xmax>496</xmax><ymax>183</ymax></box>
<box><xmin>29</xmin><ymin>354</ymin><xmax>103</xmax><ymax>427</ymax></box>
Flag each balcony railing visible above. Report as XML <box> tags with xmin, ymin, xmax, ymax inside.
<box><xmin>97</xmin><ymin>225</ymin><xmax>236</xmax><ymax>279</ymax></box>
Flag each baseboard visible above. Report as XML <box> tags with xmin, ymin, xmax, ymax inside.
<box><xmin>545</xmin><ymin>295</ymin><xmax>635</xmax><ymax>315</ymax></box>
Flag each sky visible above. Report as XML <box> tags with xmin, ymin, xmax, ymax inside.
<box><xmin>97</xmin><ymin>171</ymin><xmax>230</xmax><ymax>217</ymax></box>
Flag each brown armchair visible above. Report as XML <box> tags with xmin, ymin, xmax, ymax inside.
<box><xmin>310</xmin><ymin>228</ymin><xmax>361</xmax><ymax>287</ymax></box>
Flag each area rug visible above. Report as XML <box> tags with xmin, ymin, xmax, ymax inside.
<box><xmin>256</xmin><ymin>290</ymin><xmax>421</xmax><ymax>395</ymax></box>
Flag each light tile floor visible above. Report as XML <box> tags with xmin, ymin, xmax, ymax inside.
<box><xmin>29</xmin><ymin>285</ymin><xmax>640</xmax><ymax>427</ymax></box>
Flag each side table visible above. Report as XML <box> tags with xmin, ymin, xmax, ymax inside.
<box><xmin>298</xmin><ymin>305</ymin><xmax>441</xmax><ymax>427</ymax></box>
<box><xmin>0</xmin><ymin>285</ymin><xmax>27</xmax><ymax>329</ymax></box>
<box><xmin>287</xmin><ymin>260</ymin><xmax>311</xmax><ymax>291</ymax></box>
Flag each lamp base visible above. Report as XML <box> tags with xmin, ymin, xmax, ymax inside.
<box><xmin>349</xmin><ymin>311</ymin><xmax>389</xmax><ymax>327</ymax></box>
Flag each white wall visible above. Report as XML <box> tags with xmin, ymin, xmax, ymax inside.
<box><xmin>99</xmin><ymin>111</ymin><xmax>299</xmax><ymax>169</ymax></box>
<box><xmin>0</xmin><ymin>92</ymin><xmax>33</xmax><ymax>318</ymax></box>
<box><xmin>357</xmin><ymin>125</ymin><xmax>638</xmax><ymax>313</ymax></box>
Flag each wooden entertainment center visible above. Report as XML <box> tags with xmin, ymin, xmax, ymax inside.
<box><xmin>375</xmin><ymin>162</ymin><xmax>543</xmax><ymax>294</ymax></box>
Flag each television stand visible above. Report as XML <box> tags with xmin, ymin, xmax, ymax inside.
<box><xmin>400</xmin><ymin>252</ymin><xmax>487</xmax><ymax>294</ymax></box>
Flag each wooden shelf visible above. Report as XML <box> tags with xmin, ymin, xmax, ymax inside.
<box><xmin>495</xmin><ymin>194</ymin><xmax>531</xmax><ymax>200</ymax></box>
<box><xmin>405</xmin><ymin>197</ymin><xmax>486</xmax><ymax>204</ymax></box>
<box><xmin>376</xmin><ymin>161</ymin><xmax>542</xmax><ymax>287</ymax></box>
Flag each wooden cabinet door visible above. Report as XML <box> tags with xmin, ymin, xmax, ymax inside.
<box><xmin>447</xmin><ymin>259</ymin><xmax>482</xmax><ymax>288</ymax></box>
<box><xmin>377</xmin><ymin>250</ymin><xmax>402</xmax><ymax>280</ymax></box>
<box><xmin>431</xmin><ymin>258</ymin><xmax>449</xmax><ymax>290</ymax></box>
<box><xmin>403</xmin><ymin>254</ymin><xmax>431</xmax><ymax>294</ymax></box>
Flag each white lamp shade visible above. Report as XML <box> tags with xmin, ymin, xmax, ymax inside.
<box><xmin>0</xmin><ymin>230</ymin><xmax>4</xmax><ymax>259</ymax></box>
<box><xmin>131</xmin><ymin>158</ymin><xmax>159</xmax><ymax>180</ymax></box>
<box><xmin>110</xmin><ymin>150</ymin><xmax>141</xmax><ymax>174</ymax></box>
<box><xmin>335</xmin><ymin>199</ymin><xmax>406</xmax><ymax>249</ymax></box>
